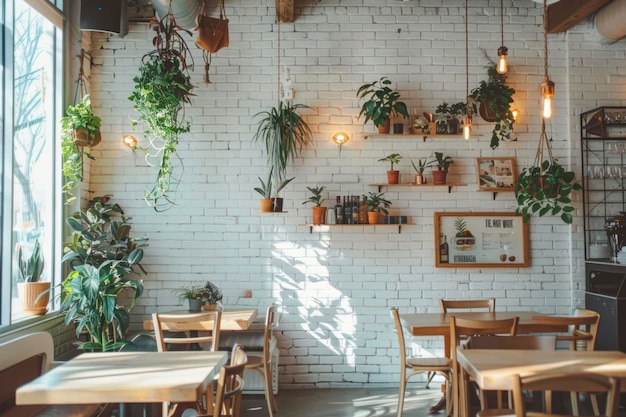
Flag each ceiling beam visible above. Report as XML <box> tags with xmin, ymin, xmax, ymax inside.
<box><xmin>546</xmin><ymin>0</ymin><xmax>611</xmax><ymax>33</ymax></box>
<box><xmin>276</xmin><ymin>0</ymin><xmax>294</xmax><ymax>23</ymax></box>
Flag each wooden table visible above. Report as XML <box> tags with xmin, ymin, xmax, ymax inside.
<box><xmin>16</xmin><ymin>351</ymin><xmax>228</xmax><ymax>407</ymax></box>
<box><xmin>143</xmin><ymin>308</ymin><xmax>258</xmax><ymax>331</ymax></box>
<box><xmin>456</xmin><ymin>349</ymin><xmax>626</xmax><ymax>417</ymax></box>
<box><xmin>400</xmin><ymin>311</ymin><xmax>567</xmax><ymax>356</ymax></box>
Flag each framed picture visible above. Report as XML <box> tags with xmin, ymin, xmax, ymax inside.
<box><xmin>476</xmin><ymin>157</ymin><xmax>516</xmax><ymax>191</ymax></box>
<box><xmin>434</xmin><ymin>212</ymin><xmax>530</xmax><ymax>268</ymax></box>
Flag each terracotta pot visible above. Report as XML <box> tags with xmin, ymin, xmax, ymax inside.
<box><xmin>432</xmin><ymin>170</ymin><xmax>448</xmax><ymax>185</ymax></box>
<box><xmin>367</xmin><ymin>212</ymin><xmax>380</xmax><ymax>225</ymax></box>
<box><xmin>387</xmin><ymin>170</ymin><xmax>400</xmax><ymax>184</ymax></box>
<box><xmin>203</xmin><ymin>304</ymin><xmax>217</xmax><ymax>311</ymax></box>
<box><xmin>17</xmin><ymin>282</ymin><xmax>50</xmax><ymax>316</ymax></box>
<box><xmin>312</xmin><ymin>206</ymin><xmax>326</xmax><ymax>225</ymax></box>
<box><xmin>260</xmin><ymin>198</ymin><xmax>274</xmax><ymax>212</ymax></box>
<box><xmin>377</xmin><ymin>118</ymin><xmax>391</xmax><ymax>134</ymax></box>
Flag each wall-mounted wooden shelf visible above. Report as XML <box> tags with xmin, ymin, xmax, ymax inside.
<box><xmin>476</xmin><ymin>189</ymin><xmax>515</xmax><ymax>200</ymax></box>
<box><xmin>300</xmin><ymin>223</ymin><xmax>415</xmax><ymax>234</ymax></box>
<box><xmin>363</xmin><ymin>133</ymin><xmax>466</xmax><ymax>141</ymax></box>
<box><xmin>369</xmin><ymin>183</ymin><xmax>467</xmax><ymax>193</ymax></box>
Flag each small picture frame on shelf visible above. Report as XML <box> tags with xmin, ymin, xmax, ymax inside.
<box><xmin>476</xmin><ymin>157</ymin><xmax>516</xmax><ymax>191</ymax></box>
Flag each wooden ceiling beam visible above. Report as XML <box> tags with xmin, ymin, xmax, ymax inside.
<box><xmin>546</xmin><ymin>0</ymin><xmax>611</xmax><ymax>33</ymax></box>
<box><xmin>276</xmin><ymin>0</ymin><xmax>294</xmax><ymax>23</ymax></box>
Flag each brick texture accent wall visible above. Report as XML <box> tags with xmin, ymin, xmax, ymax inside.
<box><xmin>81</xmin><ymin>0</ymin><xmax>625</xmax><ymax>387</ymax></box>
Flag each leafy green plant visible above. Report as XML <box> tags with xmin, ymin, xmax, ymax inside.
<box><xmin>253</xmin><ymin>101</ymin><xmax>313</xmax><ymax>190</ymax></box>
<box><xmin>411</xmin><ymin>158</ymin><xmax>431</xmax><ymax>174</ymax></box>
<box><xmin>515</xmin><ymin>124</ymin><xmax>582</xmax><ymax>225</ymax></box>
<box><xmin>60</xmin><ymin>195</ymin><xmax>148</xmax><ymax>351</ymax></box>
<box><xmin>431</xmin><ymin>152</ymin><xmax>454</xmax><ymax>171</ymax></box>
<box><xmin>357</xmin><ymin>77</ymin><xmax>409</xmax><ymax>128</ymax></box>
<box><xmin>128</xmin><ymin>13</ymin><xmax>194</xmax><ymax>211</ymax></box>
<box><xmin>365</xmin><ymin>192</ymin><xmax>392</xmax><ymax>215</ymax></box>
<box><xmin>303</xmin><ymin>186</ymin><xmax>326</xmax><ymax>207</ymax></box>
<box><xmin>254</xmin><ymin>167</ymin><xmax>295</xmax><ymax>199</ymax></box>
<box><xmin>469</xmin><ymin>51</ymin><xmax>516</xmax><ymax>149</ymax></box>
<box><xmin>16</xmin><ymin>240</ymin><xmax>44</xmax><ymax>283</ymax></box>
<box><xmin>175</xmin><ymin>281</ymin><xmax>222</xmax><ymax>305</ymax></box>
<box><xmin>379</xmin><ymin>153</ymin><xmax>402</xmax><ymax>171</ymax></box>
<box><xmin>435</xmin><ymin>101</ymin><xmax>466</xmax><ymax>120</ymax></box>
<box><xmin>61</xmin><ymin>95</ymin><xmax>100</xmax><ymax>204</ymax></box>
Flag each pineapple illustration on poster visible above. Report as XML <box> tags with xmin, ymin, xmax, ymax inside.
<box><xmin>434</xmin><ymin>212</ymin><xmax>529</xmax><ymax>267</ymax></box>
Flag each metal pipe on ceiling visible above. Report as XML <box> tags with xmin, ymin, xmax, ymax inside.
<box><xmin>151</xmin><ymin>0</ymin><xmax>202</xmax><ymax>30</ymax></box>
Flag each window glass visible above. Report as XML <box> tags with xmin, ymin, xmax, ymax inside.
<box><xmin>7</xmin><ymin>0</ymin><xmax>60</xmax><ymax>322</ymax></box>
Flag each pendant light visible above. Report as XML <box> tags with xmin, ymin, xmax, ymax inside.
<box><xmin>540</xmin><ymin>0</ymin><xmax>555</xmax><ymax>119</ymax></box>
<box><xmin>496</xmin><ymin>0</ymin><xmax>508</xmax><ymax>74</ymax></box>
<box><xmin>463</xmin><ymin>0</ymin><xmax>473</xmax><ymax>140</ymax></box>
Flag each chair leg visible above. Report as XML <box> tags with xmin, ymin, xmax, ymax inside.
<box><xmin>425</xmin><ymin>371</ymin><xmax>436</xmax><ymax>389</ymax></box>
<box><xmin>397</xmin><ymin>371</ymin><xmax>406</xmax><ymax>417</ymax></box>
<box><xmin>264</xmin><ymin>365</ymin><xmax>277</xmax><ymax>416</ymax></box>
<box><xmin>591</xmin><ymin>393</ymin><xmax>600</xmax><ymax>416</ymax></box>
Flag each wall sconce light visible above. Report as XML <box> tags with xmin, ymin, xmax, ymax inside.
<box><xmin>332</xmin><ymin>132</ymin><xmax>350</xmax><ymax>151</ymax></box>
<box><xmin>122</xmin><ymin>135</ymin><xmax>138</xmax><ymax>149</ymax></box>
<box><xmin>496</xmin><ymin>0</ymin><xmax>508</xmax><ymax>74</ymax></box>
<box><xmin>511</xmin><ymin>107</ymin><xmax>519</xmax><ymax>122</ymax></box>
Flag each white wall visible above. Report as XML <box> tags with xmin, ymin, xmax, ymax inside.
<box><xmin>84</xmin><ymin>0</ymin><xmax>625</xmax><ymax>388</ymax></box>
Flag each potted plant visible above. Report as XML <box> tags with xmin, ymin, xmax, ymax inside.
<box><xmin>303</xmin><ymin>185</ymin><xmax>327</xmax><ymax>225</ymax></box>
<box><xmin>430</xmin><ymin>152</ymin><xmax>454</xmax><ymax>185</ymax></box>
<box><xmin>515</xmin><ymin>125</ymin><xmax>582</xmax><ymax>224</ymax></box>
<box><xmin>128</xmin><ymin>13</ymin><xmax>194</xmax><ymax>211</ymax></box>
<box><xmin>254</xmin><ymin>167</ymin><xmax>295</xmax><ymax>212</ymax></box>
<box><xmin>469</xmin><ymin>51</ymin><xmax>516</xmax><ymax>149</ymax></box>
<box><xmin>365</xmin><ymin>191</ymin><xmax>392</xmax><ymax>225</ymax></box>
<box><xmin>379</xmin><ymin>153</ymin><xmax>402</xmax><ymax>184</ymax></box>
<box><xmin>357</xmin><ymin>77</ymin><xmax>409</xmax><ymax>134</ymax></box>
<box><xmin>16</xmin><ymin>239</ymin><xmax>49</xmax><ymax>316</ymax></box>
<box><xmin>201</xmin><ymin>280</ymin><xmax>223</xmax><ymax>310</ymax></box>
<box><xmin>175</xmin><ymin>281</ymin><xmax>223</xmax><ymax>312</ymax></box>
<box><xmin>60</xmin><ymin>95</ymin><xmax>101</xmax><ymax>204</ymax></box>
<box><xmin>411</xmin><ymin>158</ymin><xmax>431</xmax><ymax>185</ymax></box>
<box><xmin>253</xmin><ymin>101</ymin><xmax>313</xmax><ymax>203</ymax></box>
<box><xmin>61</xmin><ymin>195</ymin><xmax>149</xmax><ymax>351</ymax></box>
<box><xmin>61</xmin><ymin>94</ymin><xmax>102</xmax><ymax>147</ymax></box>
<box><xmin>435</xmin><ymin>101</ymin><xmax>466</xmax><ymax>134</ymax></box>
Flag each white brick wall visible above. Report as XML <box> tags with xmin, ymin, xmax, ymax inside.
<box><xmin>82</xmin><ymin>0</ymin><xmax>626</xmax><ymax>387</ymax></box>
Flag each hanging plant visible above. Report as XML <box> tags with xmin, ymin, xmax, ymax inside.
<box><xmin>469</xmin><ymin>51</ymin><xmax>516</xmax><ymax>149</ymax></box>
<box><xmin>61</xmin><ymin>51</ymin><xmax>101</xmax><ymax>206</ymax></box>
<box><xmin>128</xmin><ymin>12</ymin><xmax>194</xmax><ymax>211</ymax></box>
<box><xmin>515</xmin><ymin>121</ymin><xmax>582</xmax><ymax>224</ymax></box>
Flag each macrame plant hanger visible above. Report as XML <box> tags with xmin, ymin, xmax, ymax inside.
<box><xmin>73</xmin><ymin>49</ymin><xmax>89</xmax><ymax>106</ymax></box>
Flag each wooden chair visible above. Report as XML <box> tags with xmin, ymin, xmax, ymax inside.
<box><xmin>440</xmin><ymin>298</ymin><xmax>496</xmax><ymax>313</ymax></box>
<box><xmin>511</xmin><ymin>373</ymin><xmax>620</xmax><ymax>417</ymax></box>
<box><xmin>244</xmin><ymin>304</ymin><xmax>280</xmax><ymax>417</ymax></box>
<box><xmin>531</xmin><ymin>308</ymin><xmax>601</xmax><ymax>415</ymax></box>
<box><xmin>210</xmin><ymin>344</ymin><xmax>247</xmax><ymax>417</ymax></box>
<box><xmin>152</xmin><ymin>310</ymin><xmax>222</xmax><ymax>352</ymax></box>
<box><xmin>450</xmin><ymin>316</ymin><xmax>519</xmax><ymax>417</ymax></box>
<box><xmin>390</xmin><ymin>307</ymin><xmax>451</xmax><ymax>417</ymax></box>
<box><xmin>466</xmin><ymin>335</ymin><xmax>556</xmax><ymax>417</ymax></box>
<box><xmin>152</xmin><ymin>311</ymin><xmax>223</xmax><ymax>417</ymax></box>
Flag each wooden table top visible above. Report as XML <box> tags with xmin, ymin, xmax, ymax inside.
<box><xmin>143</xmin><ymin>308</ymin><xmax>258</xmax><ymax>331</ymax></box>
<box><xmin>16</xmin><ymin>351</ymin><xmax>228</xmax><ymax>405</ymax></box>
<box><xmin>401</xmin><ymin>311</ymin><xmax>567</xmax><ymax>337</ymax></box>
<box><xmin>457</xmin><ymin>349</ymin><xmax>626</xmax><ymax>391</ymax></box>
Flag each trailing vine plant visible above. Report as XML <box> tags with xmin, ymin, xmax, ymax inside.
<box><xmin>128</xmin><ymin>10</ymin><xmax>194</xmax><ymax>211</ymax></box>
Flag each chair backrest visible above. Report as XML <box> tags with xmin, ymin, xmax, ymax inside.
<box><xmin>439</xmin><ymin>298</ymin><xmax>496</xmax><ymax>313</ymax></box>
<box><xmin>512</xmin><ymin>372</ymin><xmax>620</xmax><ymax>417</ymax></box>
<box><xmin>531</xmin><ymin>308</ymin><xmax>600</xmax><ymax>351</ymax></box>
<box><xmin>263</xmin><ymin>304</ymin><xmax>281</xmax><ymax>365</ymax></box>
<box><xmin>390</xmin><ymin>307</ymin><xmax>408</xmax><ymax>369</ymax></box>
<box><xmin>466</xmin><ymin>335</ymin><xmax>556</xmax><ymax>351</ymax></box>
<box><xmin>450</xmin><ymin>316</ymin><xmax>519</xmax><ymax>361</ymax></box>
<box><xmin>152</xmin><ymin>310</ymin><xmax>222</xmax><ymax>352</ymax></box>
<box><xmin>214</xmin><ymin>344</ymin><xmax>247</xmax><ymax>417</ymax></box>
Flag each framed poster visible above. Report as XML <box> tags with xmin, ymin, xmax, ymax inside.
<box><xmin>476</xmin><ymin>157</ymin><xmax>516</xmax><ymax>191</ymax></box>
<box><xmin>434</xmin><ymin>212</ymin><xmax>530</xmax><ymax>267</ymax></box>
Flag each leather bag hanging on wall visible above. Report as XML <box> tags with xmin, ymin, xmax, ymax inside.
<box><xmin>195</xmin><ymin>0</ymin><xmax>229</xmax><ymax>53</ymax></box>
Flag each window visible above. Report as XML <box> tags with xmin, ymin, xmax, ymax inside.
<box><xmin>2</xmin><ymin>0</ymin><xmax>63</xmax><ymax>325</ymax></box>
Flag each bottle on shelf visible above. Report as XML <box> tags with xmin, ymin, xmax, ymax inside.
<box><xmin>440</xmin><ymin>234</ymin><xmax>449</xmax><ymax>264</ymax></box>
<box><xmin>359</xmin><ymin>195</ymin><xmax>368</xmax><ymax>224</ymax></box>
<box><xmin>352</xmin><ymin>196</ymin><xmax>359</xmax><ymax>224</ymax></box>
<box><xmin>335</xmin><ymin>196</ymin><xmax>344</xmax><ymax>225</ymax></box>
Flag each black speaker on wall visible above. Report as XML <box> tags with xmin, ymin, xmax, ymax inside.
<box><xmin>80</xmin><ymin>0</ymin><xmax>128</xmax><ymax>37</ymax></box>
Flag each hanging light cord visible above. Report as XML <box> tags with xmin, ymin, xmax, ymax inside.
<box><xmin>536</xmin><ymin>0</ymin><xmax>553</xmax><ymax>167</ymax></box>
<box><xmin>277</xmin><ymin>20</ymin><xmax>281</xmax><ymax>105</ymax></box>
<box><xmin>500</xmin><ymin>0</ymin><xmax>504</xmax><ymax>46</ymax></box>
<box><xmin>543</xmin><ymin>0</ymin><xmax>548</xmax><ymax>80</ymax></box>
<box><xmin>465</xmin><ymin>0</ymin><xmax>469</xmax><ymax>104</ymax></box>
